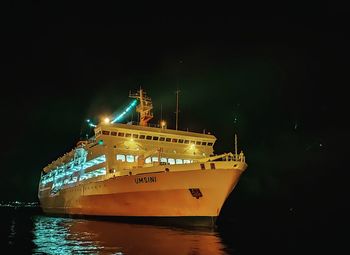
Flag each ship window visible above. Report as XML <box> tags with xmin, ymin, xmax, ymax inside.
<box><xmin>190</xmin><ymin>141</ymin><xmax>195</xmax><ymax>144</ymax></box>
<box><xmin>196</xmin><ymin>141</ymin><xmax>201</xmax><ymax>145</ymax></box>
<box><xmin>125</xmin><ymin>133</ymin><xmax>131</xmax><ymax>138</ymax></box>
<box><xmin>184</xmin><ymin>140</ymin><xmax>189</xmax><ymax>144</ymax></box>
<box><xmin>153</xmin><ymin>136</ymin><xmax>159</xmax><ymax>140</ymax></box>
<box><xmin>146</xmin><ymin>135</ymin><xmax>152</xmax><ymax>140</ymax></box>
<box><xmin>178</xmin><ymin>139</ymin><xmax>184</xmax><ymax>143</ymax></box>
<box><xmin>202</xmin><ymin>142</ymin><xmax>207</xmax><ymax>146</ymax></box>
<box><xmin>139</xmin><ymin>135</ymin><xmax>145</xmax><ymax>139</ymax></box>
<box><xmin>133</xmin><ymin>134</ymin><xmax>139</xmax><ymax>138</ymax></box>
<box><xmin>159</xmin><ymin>137</ymin><xmax>165</xmax><ymax>141</ymax></box>
<box><xmin>111</xmin><ymin>131</ymin><xmax>117</xmax><ymax>136</ymax></box>
<box><xmin>160</xmin><ymin>157</ymin><xmax>167</xmax><ymax>163</ymax></box>
<box><xmin>172</xmin><ymin>138</ymin><xmax>178</xmax><ymax>143</ymax></box>
<box><xmin>102</xmin><ymin>130</ymin><xmax>110</xmax><ymax>135</ymax></box>
<box><xmin>184</xmin><ymin>159</ymin><xmax>191</xmax><ymax>164</ymax></box>
<box><xmin>116</xmin><ymin>154</ymin><xmax>125</xmax><ymax>162</ymax></box>
<box><xmin>118</xmin><ymin>132</ymin><xmax>125</xmax><ymax>137</ymax></box>
<box><xmin>168</xmin><ymin>158</ymin><xmax>175</xmax><ymax>165</ymax></box>
<box><xmin>152</xmin><ymin>157</ymin><xmax>158</xmax><ymax>162</ymax></box>
<box><xmin>208</xmin><ymin>142</ymin><xmax>213</xmax><ymax>146</ymax></box>
<box><xmin>145</xmin><ymin>157</ymin><xmax>152</xmax><ymax>163</ymax></box>
<box><xmin>176</xmin><ymin>159</ymin><xmax>183</xmax><ymax>164</ymax></box>
<box><xmin>126</xmin><ymin>155</ymin><xmax>135</xmax><ymax>162</ymax></box>
<box><xmin>166</xmin><ymin>137</ymin><xmax>171</xmax><ymax>142</ymax></box>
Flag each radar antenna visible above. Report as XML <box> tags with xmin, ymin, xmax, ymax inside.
<box><xmin>129</xmin><ymin>88</ymin><xmax>153</xmax><ymax>126</ymax></box>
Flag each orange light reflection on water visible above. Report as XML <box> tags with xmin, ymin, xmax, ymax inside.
<box><xmin>32</xmin><ymin>216</ymin><xmax>231</xmax><ymax>254</ymax></box>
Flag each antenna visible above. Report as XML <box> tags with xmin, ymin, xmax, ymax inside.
<box><xmin>160</xmin><ymin>103</ymin><xmax>163</xmax><ymax>122</ymax></box>
<box><xmin>175</xmin><ymin>89</ymin><xmax>181</xmax><ymax>130</ymax></box>
<box><xmin>234</xmin><ymin>134</ymin><xmax>238</xmax><ymax>161</ymax></box>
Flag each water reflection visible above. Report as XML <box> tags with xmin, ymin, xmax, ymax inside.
<box><xmin>32</xmin><ymin>216</ymin><xmax>231</xmax><ymax>254</ymax></box>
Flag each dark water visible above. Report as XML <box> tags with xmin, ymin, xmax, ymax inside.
<box><xmin>0</xmin><ymin>205</ymin><xmax>343</xmax><ymax>254</ymax></box>
<box><xmin>2</xmin><ymin>207</ymin><xmax>233</xmax><ymax>254</ymax></box>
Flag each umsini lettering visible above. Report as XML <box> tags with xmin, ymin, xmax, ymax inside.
<box><xmin>135</xmin><ymin>176</ymin><xmax>157</xmax><ymax>184</ymax></box>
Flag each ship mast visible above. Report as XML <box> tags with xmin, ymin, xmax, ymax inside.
<box><xmin>129</xmin><ymin>88</ymin><xmax>153</xmax><ymax>126</ymax></box>
<box><xmin>175</xmin><ymin>89</ymin><xmax>180</xmax><ymax>130</ymax></box>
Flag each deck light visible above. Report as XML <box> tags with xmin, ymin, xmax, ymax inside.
<box><xmin>161</xmin><ymin>121</ymin><xmax>166</xmax><ymax>128</ymax></box>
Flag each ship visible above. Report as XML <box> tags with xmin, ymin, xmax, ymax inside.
<box><xmin>38</xmin><ymin>88</ymin><xmax>247</xmax><ymax>227</ymax></box>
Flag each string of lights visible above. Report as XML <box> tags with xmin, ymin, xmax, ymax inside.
<box><xmin>86</xmin><ymin>99</ymin><xmax>138</xmax><ymax>127</ymax></box>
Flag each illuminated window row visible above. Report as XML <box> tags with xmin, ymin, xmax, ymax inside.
<box><xmin>145</xmin><ymin>157</ymin><xmax>193</xmax><ymax>165</ymax></box>
<box><xmin>41</xmin><ymin>155</ymin><xmax>106</xmax><ymax>185</ymax></box>
<box><xmin>41</xmin><ymin>176</ymin><xmax>53</xmax><ymax>185</ymax></box>
<box><xmin>81</xmin><ymin>155</ymin><xmax>106</xmax><ymax>171</ymax></box>
<box><xmin>116</xmin><ymin>154</ymin><xmax>193</xmax><ymax>164</ymax></box>
<box><xmin>51</xmin><ymin>167</ymin><xmax>106</xmax><ymax>190</ymax></box>
<box><xmin>117</xmin><ymin>154</ymin><xmax>137</xmax><ymax>162</ymax></box>
<box><xmin>80</xmin><ymin>167</ymin><xmax>106</xmax><ymax>181</ymax></box>
<box><xmin>64</xmin><ymin>176</ymin><xmax>78</xmax><ymax>185</ymax></box>
<box><xmin>52</xmin><ymin>181</ymin><xmax>63</xmax><ymax>190</ymax></box>
<box><xmin>100</xmin><ymin>130</ymin><xmax>214</xmax><ymax>146</ymax></box>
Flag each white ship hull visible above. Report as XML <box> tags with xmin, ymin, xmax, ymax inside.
<box><xmin>39</xmin><ymin>162</ymin><xmax>245</xmax><ymax>225</ymax></box>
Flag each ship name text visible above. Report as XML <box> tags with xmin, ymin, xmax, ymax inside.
<box><xmin>135</xmin><ymin>176</ymin><xmax>157</xmax><ymax>184</ymax></box>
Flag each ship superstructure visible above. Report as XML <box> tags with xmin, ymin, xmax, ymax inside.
<box><xmin>38</xmin><ymin>89</ymin><xmax>247</xmax><ymax>226</ymax></box>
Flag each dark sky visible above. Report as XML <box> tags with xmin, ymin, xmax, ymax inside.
<box><xmin>1</xmin><ymin>2</ymin><xmax>349</xmax><ymax>224</ymax></box>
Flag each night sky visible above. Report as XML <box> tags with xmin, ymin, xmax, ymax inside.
<box><xmin>2</xmin><ymin>3</ymin><xmax>348</xmax><ymax>227</ymax></box>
